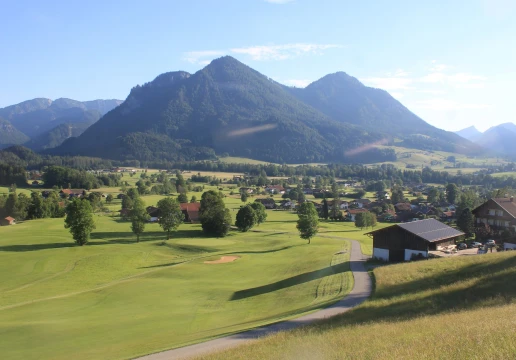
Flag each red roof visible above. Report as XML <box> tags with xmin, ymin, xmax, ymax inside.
<box><xmin>180</xmin><ymin>203</ymin><xmax>201</xmax><ymax>211</ymax></box>
<box><xmin>4</xmin><ymin>216</ymin><xmax>15</xmax><ymax>221</ymax></box>
<box><xmin>348</xmin><ymin>209</ymin><xmax>368</xmax><ymax>214</ymax></box>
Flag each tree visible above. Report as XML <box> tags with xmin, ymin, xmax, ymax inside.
<box><xmin>355</xmin><ymin>211</ymin><xmax>377</xmax><ymax>230</ymax></box>
<box><xmin>190</xmin><ymin>195</ymin><xmax>197</xmax><ymax>203</ymax></box>
<box><xmin>64</xmin><ymin>199</ymin><xmax>96</xmax><ymax>246</ymax></box>
<box><xmin>250</xmin><ymin>202</ymin><xmax>267</xmax><ymax>225</ymax></box>
<box><xmin>391</xmin><ymin>187</ymin><xmax>404</xmax><ymax>204</ymax></box>
<box><xmin>240</xmin><ymin>192</ymin><xmax>249</xmax><ymax>203</ymax></box>
<box><xmin>106</xmin><ymin>194</ymin><xmax>114</xmax><ymax>204</ymax></box>
<box><xmin>321</xmin><ymin>198</ymin><xmax>329</xmax><ymax>220</ymax></box>
<box><xmin>427</xmin><ymin>187</ymin><xmax>439</xmax><ymax>204</ymax></box>
<box><xmin>157</xmin><ymin>197</ymin><xmax>184</xmax><ymax>240</ymax></box>
<box><xmin>236</xmin><ymin>205</ymin><xmax>256</xmax><ymax>232</ymax></box>
<box><xmin>176</xmin><ymin>173</ymin><xmax>187</xmax><ymax>193</ymax></box>
<box><xmin>296</xmin><ymin>202</ymin><xmax>319</xmax><ymax>244</ymax></box>
<box><xmin>130</xmin><ymin>198</ymin><xmax>149</xmax><ymax>242</ymax></box>
<box><xmin>28</xmin><ymin>192</ymin><xmax>50</xmax><ymax>219</ymax></box>
<box><xmin>331</xmin><ymin>183</ymin><xmax>341</xmax><ymax>220</ymax></box>
<box><xmin>200</xmin><ymin>190</ymin><xmax>232</xmax><ymax>237</ymax></box>
<box><xmin>177</xmin><ymin>193</ymin><xmax>188</xmax><ymax>203</ymax></box>
<box><xmin>446</xmin><ymin>183</ymin><xmax>460</xmax><ymax>204</ymax></box>
<box><xmin>457</xmin><ymin>208</ymin><xmax>475</xmax><ymax>238</ymax></box>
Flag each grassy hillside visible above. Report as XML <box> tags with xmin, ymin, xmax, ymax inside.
<box><xmin>0</xmin><ymin>189</ymin><xmax>378</xmax><ymax>360</ymax></box>
<box><xmin>203</xmin><ymin>251</ymin><xmax>516</xmax><ymax>360</ymax></box>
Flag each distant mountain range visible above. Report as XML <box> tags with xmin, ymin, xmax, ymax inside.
<box><xmin>455</xmin><ymin>123</ymin><xmax>516</xmax><ymax>157</ymax></box>
<box><xmin>45</xmin><ymin>56</ymin><xmax>480</xmax><ymax>163</ymax></box>
<box><xmin>0</xmin><ymin>98</ymin><xmax>122</xmax><ymax>150</ymax></box>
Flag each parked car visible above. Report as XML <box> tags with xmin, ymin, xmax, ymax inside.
<box><xmin>471</xmin><ymin>242</ymin><xmax>482</xmax><ymax>248</ymax></box>
<box><xmin>485</xmin><ymin>239</ymin><xmax>496</xmax><ymax>246</ymax></box>
<box><xmin>477</xmin><ymin>246</ymin><xmax>488</xmax><ymax>254</ymax></box>
<box><xmin>457</xmin><ymin>243</ymin><xmax>468</xmax><ymax>250</ymax></box>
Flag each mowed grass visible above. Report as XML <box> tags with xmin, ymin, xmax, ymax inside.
<box><xmin>202</xmin><ymin>251</ymin><xmax>516</xmax><ymax>360</ymax></box>
<box><xmin>0</xmin><ymin>203</ymin><xmax>358</xmax><ymax>360</ymax></box>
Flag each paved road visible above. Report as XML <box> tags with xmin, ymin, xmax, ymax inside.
<box><xmin>136</xmin><ymin>239</ymin><xmax>372</xmax><ymax>360</ymax></box>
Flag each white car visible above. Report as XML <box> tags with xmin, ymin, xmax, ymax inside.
<box><xmin>486</xmin><ymin>239</ymin><xmax>496</xmax><ymax>246</ymax></box>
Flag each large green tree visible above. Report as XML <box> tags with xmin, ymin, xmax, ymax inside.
<box><xmin>321</xmin><ymin>198</ymin><xmax>329</xmax><ymax>220</ymax></box>
<box><xmin>250</xmin><ymin>202</ymin><xmax>267</xmax><ymax>225</ymax></box>
<box><xmin>296</xmin><ymin>202</ymin><xmax>319</xmax><ymax>244</ymax></box>
<box><xmin>28</xmin><ymin>192</ymin><xmax>50</xmax><ymax>219</ymax></box>
<box><xmin>457</xmin><ymin>208</ymin><xmax>475</xmax><ymax>238</ymax></box>
<box><xmin>446</xmin><ymin>183</ymin><xmax>460</xmax><ymax>204</ymax></box>
<box><xmin>130</xmin><ymin>197</ymin><xmax>150</xmax><ymax>242</ymax></box>
<box><xmin>64</xmin><ymin>199</ymin><xmax>96</xmax><ymax>246</ymax></box>
<box><xmin>157</xmin><ymin>197</ymin><xmax>184</xmax><ymax>240</ymax></box>
<box><xmin>391</xmin><ymin>187</ymin><xmax>404</xmax><ymax>204</ymax></box>
<box><xmin>236</xmin><ymin>205</ymin><xmax>256</xmax><ymax>232</ymax></box>
<box><xmin>200</xmin><ymin>190</ymin><xmax>232</xmax><ymax>237</ymax></box>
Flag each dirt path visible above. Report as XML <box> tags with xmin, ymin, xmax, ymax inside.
<box><xmin>136</xmin><ymin>239</ymin><xmax>372</xmax><ymax>360</ymax></box>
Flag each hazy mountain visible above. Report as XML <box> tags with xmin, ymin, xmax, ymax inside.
<box><xmin>286</xmin><ymin>72</ymin><xmax>480</xmax><ymax>154</ymax></box>
<box><xmin>0</xmin><ymin>117</ymin><xmax>30</xmax><ymax>148</ymax></box>
<box><xmin>475</xmin><ymin>123</ymin><xmax>516</xmax><ymax>156</ymax></box>
<box><xmin>52</xmin><ymin>56</ymin><xmax>396</xmax><ymax>163</ymax></box>
<box><xmin>455</xmin><ymin>126</ymin><xmax>482</xmax><ymax>142</ymax></box>
<box><xmin>0</xmin><ymin>98</ymin><xmax>122</xmax><ymax>138</ymax></box>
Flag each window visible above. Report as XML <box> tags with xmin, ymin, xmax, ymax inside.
<box><xmin>488</xmin><ymin>219</ymin><xmax>494</xmax><ymax>225</ymax></box>
<box><xmin>505</xmin><ymin>221</ymin><xmax>510</xmax><ymax>227</ymax></box>
<box><xmin>488</xmin><ymin>209</ymin><xmax>495</xmax><ymax>215</ymax></box>
<box><xmin>497</xmin><ymin>210</ymin><xmax>504</xmax><ymax>216</ymax></box>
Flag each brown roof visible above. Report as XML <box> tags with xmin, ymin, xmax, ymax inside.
<box><xmin>180</xmin><ymin>203</ymin><xmax>201</xmax><ymax>211</ymax></box>
<box><xmin>4</xmin><ymin>216</ymin><xmax>15</xmax><ymax>221</ymax></box>
<box><xmin>395</xmin><ymin>203</ymin><xmax>412</xmax><ymax>212</ymax></box>
<box><xmin>488</xmin><ymin>198</ymin><xmax>516</xmax><ymax>218</ymax></box>
<box><xmin>348</xmin><ymin>209</ymin><xmax>368</xmax><ymax>214</ymax></box>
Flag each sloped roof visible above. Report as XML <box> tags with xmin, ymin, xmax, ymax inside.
<box><xmin>475</xmin><ymin>198</ymin><xmax>516</xmax><ymax>219</ymax></box>
<box><xmin>4</xmin><ymin>216</ymin><xmax>15</xmax><ymax>221</ymax></box>
<box><xmin>397</xmin><ymin>219</ymin><xmax>464</xmax><ymax>242</ymax></box>
<box><xmin>180</xmin><ymin>202</ymin><xmax>201</xmax><ymax>211</ymax></box>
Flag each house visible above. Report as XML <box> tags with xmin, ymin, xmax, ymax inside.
<box><xmin>60</xmin><ymin>189</ymin><xmax>85</xmax><ymax>198</ymax></box>
<box><xmin>353</xmin><ymin>199</ymin><xmax>372</xmax><ymax>209</ymax></box>
<box><xmin>180</xmin><ymin>203</ymin><xmax>201</xmax><ymax>223</ymax></box>
<box><xmin>279</xmin><ymin>199</ymin><xmax>296</xmax><ymax>210</ymax></box>
<box><xmin>0</xmin><ymin>216</ymin><xmax>15</xmax><ymax>226</ymax></box>
<box><xmin>347</xmin><ymin>208</ymin><xmax>368</xmax><ymax>222</ymax></box>
<box><xmin>254</xmin><ymin>198</ymin><xmax>276</xmax><ymax>209</ymax></box>
<box><xmin>440</xmin><ymin>211</ymin><xmax>456</xmax><ymax>221</ymax></box>
<box><xmin>472</xmin><ymin>197</ymin><xmax>516</xmax><ymax>250</ymax></box>
<box><xmin>265</xmin><ymin>185</ymin><xmax>285</xmax><ymax>194</ymax></box>
<box><xmin>366</xmin><ymin>219</ymin><xmax>464</xmax><ymax>262</ymax></box>
<box><xmin>326</xmin><ymin>200</ymin><xmax>349</xmax><ymax>210</ymax></box>
<box><xmin>146</xmin><ymin>206</ymin><xmax>161</xmax><ymax>222</ymax></box>
<box><xmin>303</xmin><ymin>188</ymin><xmax>314</xmax><ymax>195</ymax></box>
<box><xmin>239</xmin><ymin>187</ymin><xmax>254</xmax><ymax>194</ymax></box>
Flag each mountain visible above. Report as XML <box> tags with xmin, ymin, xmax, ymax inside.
<box><xmin>286</xmin><ymin>72</ymin><xmax>480</xmax><ymax>154</ymax></box>
<box><xmin>475</xmin><ymin>123</ymin><xmax>516</xmax><ymax>156</ymax></box>
<box><xmin>0</xmin><ymin>117</ymin><xmax>30</xmax><ymax>148</ymax></box>
<box><xmin>50</xmin><ymin>56</ymin><xmax>481</xmax><ymax>163</ymax></box>
<box><xmin>455</xmin><ymin>126</ymin><xmax>482</xmax><ymax>142</ymax></box>
<box><xmin>52</xmin><ymin>57</ymin><xmax>394</xmax><ymax>163</ymax></box>
<box><xmin>0</xmin><ymin>98</ymin><xmax>122</xmax><ymax>139</ymax></box>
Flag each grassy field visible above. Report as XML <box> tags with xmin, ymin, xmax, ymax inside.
<box><xmin>203</xmin><ymin>251</ymin><xmax>516</xmax><ymax>360</ymax></box>
<box><xmin>0</xmin><ymin>192</ymin><xmax>382</xmax><ymax>360</ymax></box>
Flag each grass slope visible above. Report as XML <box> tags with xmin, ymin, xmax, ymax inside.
<box><xmin>202</xmin><ymin>251</ymin><xmax>516</xmax><ymax>360</ymax></box>
<box><xmin>0</xmin><ymin>202</ymin><xmax>361</xmax><ymax>360</ymax></box>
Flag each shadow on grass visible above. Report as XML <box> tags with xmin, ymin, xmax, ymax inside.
<box><xmin>231</xmin><ymin>261</ymin><xmax>350</xmax><ymax>300</ymax></box>
<box><xmin>90</xmin><ymin>229</ymin><xmax>205</xmax><ymax>243</ymax></box>
<box><xmin>0</xmin><ymin>243</ymin><xmax>78</xmax><ymax>251</ymax></box>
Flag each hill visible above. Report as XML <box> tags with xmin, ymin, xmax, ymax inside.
<box><xmin>454</xmin><ymin>125</ymin><xmax>482</xmax><ymax>142</ymax></box>
<box><xmin>286</xmin><ymin>73</ymin><xmax>481</xmax><ymax>155</ymax></box>
<box><xmin>204</xmin><ymin>251</ymin><xmax>516</xmax><ymax>360</ymax></box>
<box><xmin>25</xmin><ymin>120</ymin><xmax>95</xmax><ymax>151</ymax></box>
<box><xmin>0</xmin><ymin>117</ymin><xmax>30</xmax><ymax>148</ymax></box>
<box><xmin>0</xmin><ymin>98</ymin><xmax>121</xmax><ymax>139</ymax></box>
<box><xmin>51</xmin><ymin>56</ymin><xmax>394</xmax><ymax>163</ymax></box>
<box><xmin>475</xmin><ymin>123</ymin><xmax>516</xmax><ymax>156</ymax></box>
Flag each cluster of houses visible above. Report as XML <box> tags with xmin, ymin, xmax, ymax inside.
<box><xmin>119</xmin><ymin>202</ymin><xmax>201</xmax><ymax>224</ymax></box>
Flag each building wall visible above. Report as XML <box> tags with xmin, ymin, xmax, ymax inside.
<box><xmin>373</xmin><ymin>248</ymin><xmax>389</xmax><ymax>261</ymax></box>
<box><xmin>404</xmin><ymin>249</ymin><xmax>428</xmax><ymax>261</ymax></box>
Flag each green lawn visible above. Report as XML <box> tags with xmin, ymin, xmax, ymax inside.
<box><xmin>204</xmin><ymin>251</ymin><xmax>516</xmax><ymax>360</ymax></box>
<box><xmin>0</xmin><ymin>200</ymin><xmax>363</xmax><ymax>360</ymax></box>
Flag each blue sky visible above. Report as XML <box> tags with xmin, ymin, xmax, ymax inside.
<box><xmin>1</xmin><ymin>0</ymin><xmax>515</xmax><ymax>132</ymax></box>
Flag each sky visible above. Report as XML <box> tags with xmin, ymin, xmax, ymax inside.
<box><xmin>1</xmin><ymin>0</ymin><xmax>515</xmax><ymax>132</ymax></box>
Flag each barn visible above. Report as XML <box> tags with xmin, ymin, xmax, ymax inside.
<box><xmin>366</xmin><ymin>219</ymin><xmax>464</xmax><ymax>262</ymax></box>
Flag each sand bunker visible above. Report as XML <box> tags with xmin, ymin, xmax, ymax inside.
<box><xmin>204</xmin><ymin>256</ymin><xmax>240</xmax><ymax>264</ymax></box>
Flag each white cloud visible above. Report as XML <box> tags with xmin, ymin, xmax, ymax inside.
<box><xmin>413</xmin><ymin>98</ymin><xmax>490</xmax><ymax>111</ymax></box>
<box><xmin>264</xmin><ymin>0</ymin><xmax>294</xmax><ymax>3</ymax></box>
<box><xmin>230</xmin><ymin>43</ymin><xmax>342</xmax><ymax>61</ymax></box>
<box><xmin>182</xmin><ymin>50</ymin><xmax>226</xmax><ymax>65</ymax></box>
<box><xmin>283</xmin><ymin>79</ymin><xmax>312</xmax><ymax>87</ymax></box>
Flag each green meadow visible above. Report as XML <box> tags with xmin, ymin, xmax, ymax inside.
<box><xmin>204</xmin><ymin>251</ymin><xmax>516</xmax><ymax>360</ymax></box>
<box><xmin>0</xmin><ymin>190</ymin><xmax>385</xmax><ymax>360</ymax></box>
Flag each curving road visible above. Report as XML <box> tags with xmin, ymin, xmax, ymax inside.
<box><xmin>136</xmin><ymin>239</ymin><xmax>372</xmax><ymax>360</ymax></box>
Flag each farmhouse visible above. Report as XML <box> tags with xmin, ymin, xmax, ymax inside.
<box><xmin>472</xmin><ymin>197</ymin><xmax>516</xmax><ymax>250</ymax></box>
<box><xmin>0</xmin><ymin>216</ymin><xmax>15</xmax><ymax>226</ymax></box>
<box><xmin>366</xmin><ymin>219</ymin><xmax>464</xmax><ymax>262</ymax></box>
<box><xmin>60</xmin><ymin>189</ymin><xmax>85</xmax><ymax>198</ymax></box>
<box><xmin>347</xmin><ymin>208</ymin><xmax>368</xmax><ymax>221</ymax></box>
<box><xmin>254</xmin><ymin>198</ymin><xmax>276</xmax><ymax>209</ymax></box>
<box><xmin>146</xmin><ymin>206</ymin><xmax>161</xmax><ymax>222</ymax></box>
<box><xmin>180</xmin><ymin>203</ymin><xmax>201</xmax><ymax>223</ymax></box>
<box><xmin>265</xmin><ymin>185</ymin><xmax>285</xmax><ymax>194</ymax></box>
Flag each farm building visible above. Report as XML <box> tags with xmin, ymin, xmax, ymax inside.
<box><xmin>472</xmin><ymin>197</ymin><xmax>516</xmax><ymax>250</ymax></box>
<box><xmin>0</xmin><ymin>216</ymin><xmax>16</xmax><ymax>226</ymax></box>
<box><xmin>180</xmin><ymin>203</ymin><xmax>201</xmax><ymax>223</ymax></box>
<box><xmin>366</xmin><ymin>219</ymin><xmax>464</xmax><ymax>262</ymax></box>
<box><xmin>254</xmin><ymin>198</ymin><xmax>276</xmax><ymax>209</ymax></box>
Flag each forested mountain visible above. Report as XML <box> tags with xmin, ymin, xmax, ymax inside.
<box><xmin>25</xmin><ymin>121</ymin><xmax>94</xmax><ymax>151</ymax></box>
<box><xmin>455</xmin><ymin>126</ymin><xmax>482</xmax><ymax>142</ymax></box>
<box><xmin>0</xmin><ymin>98</ymin><xmax>121</xmax><ymax>139</ymax></box>
<box><xmin>52</xmin><ymin>57</ymin><xmax>395</xmax><ymax>163</ymax></box>
<box><xmin>0</xmin><ymin>117</ymin><xmax>30</xmax><ymax>148</ymax></box>
<box><xmin>286</xmin><ymin>72</ymin><xmax>480</xmax><ymax>154</ymax></box>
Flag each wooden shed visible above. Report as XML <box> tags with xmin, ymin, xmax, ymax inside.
<box><xmin>0</xmin><ymin>216</ymin><xmax>16</xmax><ymax>226</ymax></box>
<box><xmin>366</xmin><ymin>219</ymin><xmax>464</xmax><ymax>262</ymax></box>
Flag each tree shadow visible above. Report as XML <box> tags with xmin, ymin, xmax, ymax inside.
<box><xmin>230</xmin><ymin>261</ymin><xmax>350</xmax><ymax>300</ymax></box>
<box><xmin>90</xmin><ymin>229</ymin><xmax>205</xmax><ymax>243</ymax></box>
<box><xmin>0</xmin><ymin>243</ymin><xmax>78</xmax><ymax>252</ymax></box>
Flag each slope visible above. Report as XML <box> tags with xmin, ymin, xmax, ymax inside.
<box><xmin>204</xmin><ymin>251</ymin><xmax>516</xmax><ymax>360</ymax></box>
<box><xmin>0</xmin><ymin>117</ymin><xmax>30</xmax><ymax>148</ymax></box>
<box><xmin>287</xmin><ymin>73</ymin><xmax>481</xmax><ymax>155</ymax></box>
<box><xmin>475</xmin><ymin>123</ymin><xmax>516</xmax><ymax>156</ymax></box>
<box><xmin>52</xmin><ymin>57</ymin><xmax>391</xmax><ymax>163</ymax></box>
<box><xmin>454</xmin><ymin>125</ymin><xmax>482</xmax><ymax>142</ymax></box>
